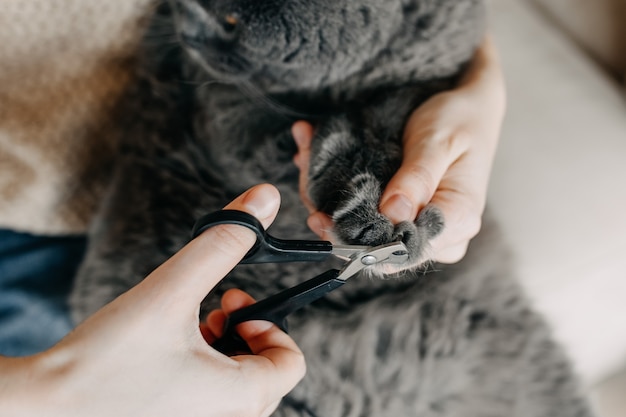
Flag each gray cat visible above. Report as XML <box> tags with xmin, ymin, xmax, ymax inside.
<box><xmin>71</xmin><ymin>0</ymin><xmax>593</xmax><ymax>415</ymax></box>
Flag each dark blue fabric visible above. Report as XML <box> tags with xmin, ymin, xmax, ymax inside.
<box><xmin>0</xmin><ymin>229</ymin><xmax>86</xmax><ymax>357</ymax></box>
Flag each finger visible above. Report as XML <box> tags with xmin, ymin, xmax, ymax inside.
<box><xmin>292</xmin><ymin>121</ymin><xmax>317</xmax><ymax>214</ymax></box>
<box><xmin>306</xmin><ymin>212</ymin><xmax>337</xmax><ymax>242</ymax></box>
<box><xmin>380</xmin><ymin>133</ymin><xmax>464</xmax><ymax>224</ymax></box>
<box><xmin>291</xmin><ymin>121</ymin><xmax>314</xmax><ymax>166</ymax></box>
<box><xmin>221</xmin><ymin>288</ymin><xmax>257</xmax><ymax>314</ymax></box>
<box><xmin>223</xmin><ymin>289</ymin><xmax>293</xmax><ymax>353</ymax></box>
<box><xmin>380</xmin><ymin>94</ymin><xmax>473</xmax><ymax>224</ymax></box>
<box><xmin>219</xmin><ymin>289</ymin><xmax>306</xmax><ymax>395</ymax></box>
<box><xmin>199</xmin><ymin>322</ymin><xmax>216</xmax><ymax>345</ymax></box>
<box><xmin>202</xmin><ymin>289</ymin><xmax>257</xmax><ymax>342</ymax></box>
<box><xmin>228</xmin><ymin>292</ymin><xmax>306</xmax><ymax>401</ymax></box>
<box><xmin>293</xmin><ymin>122</ymin><xmax>339</xmax><ymax>242</ymax></box>
<box><xmin>230</xmin><ymin>296</ymin><xmax>306</xmax><ymax>404</ymax></box>
<box><xmin>428</xmin><ymin>185</ymin><xmax>483</xmax><ymax>263</ymax></box>
<box><xmin>433</xmin><ymin>241</ymin><xmax>470</xmax><ymax>264</ymax></box>
<box><xmin>219</xmin><ymin>289</ymin><xmax>280</xmax><ymax>347</ymax></box>
<box><xmin>139</xmin><ymin>184</ymin><xmax>281</xmax><ymax>309</ymax></box>
<box><xmin>204</xmin><ymin>309</ymin><xmax>227</xmax><ymax>341</ymax></box>
<box><xmin>236</xmin><ymin>329</ymin><xmax>306</xmax><ymax>404</ymax></box>
<box><xmin>219</xmin><ymin>290</ymin><xmax>303</xmax><ymax>370</ymax></box>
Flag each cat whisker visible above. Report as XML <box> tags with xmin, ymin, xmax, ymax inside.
<box><xmin>235</xmin><ymin>80</ymin><xmax>317</xmax><ymax>119</ymax></box>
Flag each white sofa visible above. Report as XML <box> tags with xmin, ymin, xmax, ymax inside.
<box><xmin>487</xmin><ymin>0</ymin><xmax>626</xmax><ymax>388</ymax></box>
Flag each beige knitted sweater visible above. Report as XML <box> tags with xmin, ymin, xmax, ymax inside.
<box><xmin>0</xmin><ymin>0</ymin><xmax>153</xmax><ymax>235</ymax></box>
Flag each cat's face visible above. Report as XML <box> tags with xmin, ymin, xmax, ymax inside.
<box><xmin>170</xmin><ymin>0</ymin><xmax>402</xmax><ymax>92</ymax></box>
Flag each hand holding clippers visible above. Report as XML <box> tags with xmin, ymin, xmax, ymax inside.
<box><xmin>191</xmin><ymin>210</ymin><xmax>409</xmax><ymax>355</ymax></box>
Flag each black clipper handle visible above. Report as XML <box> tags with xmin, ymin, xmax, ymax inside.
<box><xmin>212</xmin><ymin>269</ymin><xmax>345</xmax><ymax>355</ymax></box>
<box><xmin>192</xmin><ymin>210</ymin><xmax>333</xmax><ymax>264</ymax></box>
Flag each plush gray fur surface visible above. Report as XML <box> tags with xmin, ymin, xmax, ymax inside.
<box><xmin>71</xmin><ymin>0</ymin><xmax>592</xmax><ymax>415</ymax></box>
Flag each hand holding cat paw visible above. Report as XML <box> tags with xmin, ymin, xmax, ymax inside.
<box><xmin>293</xmin><ymin>38</ymin><xmax>505</xmax><ymax>264</ymax></box>
<box><xmin>380</xmin><ymin>37</ymin><xmax>506</xmax><ymax>263</ymax></box>
<box><xmin>0</xmin><ymin>184</ymin><xmax>305</xmax><ymax>417</ymax></box>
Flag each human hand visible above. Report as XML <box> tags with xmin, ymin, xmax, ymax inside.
<box><xmin>293</xmin><ymin>37</ymin><xmax>506</xmax><ymax>264</ymax></box>
<box><xmin>1</xmin><ymin>184</ymin><xmax>305</xmax><ymax>417</ymax></box>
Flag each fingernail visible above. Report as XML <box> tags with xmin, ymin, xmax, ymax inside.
<box><xmin>307</xmin><ymin>214</ymin><xmax>324</xmax><ymax>236</ymax></box>
<box><xmin>243</xmin><ymin>185</ymin><xmax>280</xmax><ymax>219</ymax></box>
<box><xmin>380</xmin><ymin>194</ymin><xmax>414</xmax><ymax>224</ymax></box>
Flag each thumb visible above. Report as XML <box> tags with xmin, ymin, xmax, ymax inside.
<box><xmin>139</xmin><ymin>184</ymin><xmax>281</xmax><ymax>309</ymax></box>
<box><xmin>379</xmin><ymin>147</ymin><xmax>448</xmax><ymax>224</ymax></box>
<box><xmin>380</xmin><ymin>124</ymin><xmax>465</xmax><ymax>224</ymax></box>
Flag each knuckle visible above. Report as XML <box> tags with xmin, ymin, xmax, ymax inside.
<box><xmin>451</xmin><ymin>127</ymin><xmax>472</xmax><ymax>147</ymax></box>
<box><xmin>404</xmin><ymin>165</ymin><xmax>437</xmax><ymax>199</ymax></box>
<box><xmin>438</xmin><ymin>128</ymin><xmax>471</xmax><ymax>158</ymax></box>
<box><xmin>426</xmin><ymin>119</ymin><xmax>470</xmax><ymax>148</ymax></box>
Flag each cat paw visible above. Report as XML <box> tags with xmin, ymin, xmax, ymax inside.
<box><xmin>390</xmin><ymin>205</ymin><xmax>444</xmax><ymax>270</ymax></box>
<box><xmin>328</xmin><ymin>175</ymin><xmax>444</xmax><ymax>274</ymax></box>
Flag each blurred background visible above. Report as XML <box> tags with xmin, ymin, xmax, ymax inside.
<box><xmin>1</xmin><ymin>0</ymin><xmax>625</xmax><ymax>415</ymax></box>
<box><xmin>486</xmin><ymin>1</ymin><xmax>626</xmax><ymax>416</ymax></box>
